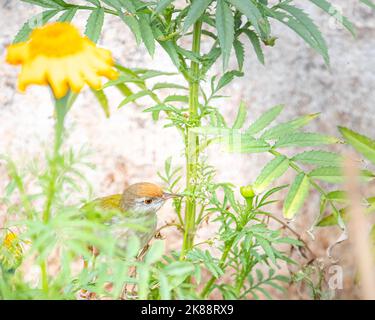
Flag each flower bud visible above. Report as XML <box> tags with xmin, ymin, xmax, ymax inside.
<box><xmin>240</xmin><ymin>185</ymin><xmax>255</xmax><ymax>199</ymax></box>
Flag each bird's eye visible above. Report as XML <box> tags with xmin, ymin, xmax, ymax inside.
<box><xmin>144</xmin><ymin>199</ymin><xmax>153</xmax><ymax>205</ymax></box>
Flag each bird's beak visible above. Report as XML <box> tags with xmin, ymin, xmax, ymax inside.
<box><xmin>162</xmin><ymin>192</ymin><xmax>182</xmax><ymax>200</ymax></box>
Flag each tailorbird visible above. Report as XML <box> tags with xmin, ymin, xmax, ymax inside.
<box><xmin>82</xmin><ymin>182</ymin><xmax>180</xmax><ymax>252</ymax></box>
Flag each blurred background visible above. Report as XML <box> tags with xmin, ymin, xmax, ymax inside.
<box><xmin>0</xmin><ymin>0</ymin><xmax>374</xmax><ymax>299</ymax></box>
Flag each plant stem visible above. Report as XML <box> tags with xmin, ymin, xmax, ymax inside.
<box><xmin>201</xmin><ymin>239</ymin><xmax>234</xmax><ymax>298</ymax></box>
<box><xmin>180</xmin><ymin>19</ymin><xmax>202</xmax><ymax>260</ymax></box>
<box><xmin>42</xmin><ymin>95</ymin><xmax>69</xmax><ymax>223</ymax></box>
<box><xmin>39</xmin><ymin>93</ymin><xmax>69</xmax><ymax>294</ymax></box>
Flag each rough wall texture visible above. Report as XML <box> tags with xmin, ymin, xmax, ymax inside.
<box><xmin>0</xmin><ymin>0</ymin><xmax>374</xmax><ymax>299</ymax></box>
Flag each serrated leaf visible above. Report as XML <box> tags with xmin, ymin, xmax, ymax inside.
<box><xmin>253</xmin><ymin>156</ymin><xmax>289</xmax><ymax>193</ymax></box>
<box><xmin>229</xmin><ymin>0</ymin><xmax>263</xmax><ymax>36</ymax></box>
<box><xmin>13</xmin><ymin>10</ymin><xmax>59</xmax><ymax>43</ymax></box>
<box><xmin>233</xmin><ymin>39</ymin><xmax>245</xmax><ymax>70</ymax></box>
<box><xmin>283</xmin><ymin>173</ymin><xmax>310</xmax><ymax>219</ymax></box>
<box><xmin>182</xmin><ymin>0</ymin><xmax>212</xmax><ymax>33</ymax></box>
<box><xmin>139</xmin><ymin>14</ymin><xmax>155</xmax><ymax>56</ymax></box>
<box><xmin>223</xmin><ymin>136</ymin><xmax>270</xmax><ymax>153</ymax></box>
<box><xmin>243</xmin><ymin>29</ymin><xmax>265</xmax><ymax>65</ymax></box>
<box><xmin>339</xmin><ymin>126</ymin><xmax>375</xmax><ymax>165</ymax></box>
<box><xmin>261</xmin><ymin>113</ymin><xmax>319</xmax><ymax>140</ymax></box>
<box><xmin>279</xmin><ymin>4</ymin><xmax>329</xmax><ymax>65</ymax></box>
<box><xmin>120</xmin><ymin>15</ymin><xmax>142</xmax><ymax>44</ymax></box>
<box><xmin>91</xmin><ymin>88</ymin><xmax>110</xmax><ymax>117</ymax></box>
<box><xmin>216</xmin><ymin>0</ymin><xmax>234</xmax><ymax>70</ymax></box>
<box><xmin>21</xmin><ymin>0</ymin><xmax>66</xmax><ymax>8</ymax></box>
<box><xmin>274</xmin><ymin>132</ymin><xmax>339</xmax><ymax>148</ymax></box>
<box><xmin>309</xmin><ymin>0</ymin><xmax>356</xmax><ymax>37</ymax></box>
<box><xmin>246</xmin><ymin>105</ymin><xmax>283</xmax><ymax>135</ymax></box>
<box><xmin>292</xmin><ymin>150</ymin><xmax>342</xmax><ymax>166</ymax></box>
<box><xmin>232</xmin><ymin>101</ymin><xmax>247</xmax><ymax>129</ymax></box>
<box><xmin>216</xmin><ymin>70</ymin><xmax>244</xmax><ymax>91</ymax></box>
<box><xmin>267</xmin><ymin>9</ymin><xmax>328</xmax><ymax>64</ymax></box>
<box><xmin>85</xmin><ymin>8</ymin><xmax>104</xmax><ymax>43</ymax></box>
<box><xmin>310</xmin><ymin>167</ymin><xmax>375</xmax><ymax>183</ymax></box>
<box><xmin>58</xmin><ymin>7</ymin><xmax>77</xmax><ymax>22</ymax></box>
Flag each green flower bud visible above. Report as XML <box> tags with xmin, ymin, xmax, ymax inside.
<box><xmin>240</xmin><ymin>185</ymin><xmax>255</xmax><ymax>199</ymax></box>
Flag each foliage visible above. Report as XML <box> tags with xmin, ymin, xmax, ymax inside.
<box><xmin>1</xmin><ymin>0</ymin><xmax>374</xmax><ymax>300</ymax></box>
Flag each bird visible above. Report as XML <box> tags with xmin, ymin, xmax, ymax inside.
<box><xmin>81</xmin><ymin>182</ymin><xmax>180</xmax><ymax>254</ymax></box>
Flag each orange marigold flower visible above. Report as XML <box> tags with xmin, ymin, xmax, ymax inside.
<box><xmin>6</xmin><ymin>22</ymin><xmax>118</xmax><ymax>99</ymax></box>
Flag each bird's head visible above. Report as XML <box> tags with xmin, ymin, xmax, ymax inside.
<box><xmin>120</xmin><ymin>182</ymin><xmax>180</xmax><ymax>215</ymax></box>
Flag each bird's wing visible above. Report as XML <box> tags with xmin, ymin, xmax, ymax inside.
<box><xmin>81</xmin><ymin>194</ymin><xmax>123</xmax><ymax>223</ymax></box>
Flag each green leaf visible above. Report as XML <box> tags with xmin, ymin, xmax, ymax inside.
<box><xmin>85</xmin><ymin>8</ymin><xmax>104</xmax><ymax>43</ymax></box>
<box><xmin>163</xmin><ymin>261</ymin><xmax>195</xmax><ymax>277</ymax></box>
<box><xmin>145</xmin><ymin>240</ymin><xmax>164</xmax><ymax>264</ymax></box>
<box><xmin>164</xmin><ymin>95</ymin><xmax>189</xmax><ymax>103</ymax></box>
<box><xmin>233</xmin><ymin>39</ymin><xmax>245</xmax><ymax>70</ymax></box>
<box><xmin>13</xmin><ymin>10</ymin><xmax>59</xmax><ymax>43</ymax></box>
<box><xmin>360</xmin><ymin>0</ymin><xmax>375</xmax><ymax>9</ymax></box>
<box><xmin>155</xmin><ymin>0</ymin><xmax>175</xmax><ymax>14</ymax></box>
<box><xmin>309</xmin><ymin>0</ymin><xmax>356</xmax><ymax>36</ymax></box>
<box><xmin>229</xmin><ymin>0</ymin><xmax>263</xmax><ymax>36</ymax></box>
<box><xmin>274</xmin><ymin>132</ymin><xmax>339</xmax><ymax>148</ymax></box>
<box><xmin>154</xmin><ymin>26</ymin><xmax>181</xmax><ymax>69</ymax></box>
<box><xmin>125</xmin><ymin>236</ymin><xmax>141</xmax><ymax>259</ymax></box>
<box><xmin>261</xmin><ymin>113</ymin><xmax>319</xmax><ymax>140</ymax></box>
<box><xmin>118</xmin><ymin>91</ymin><xmax>151</xmax><ymax>108</ymax></box>
<box><xmin>256</xmin><ymin>236</ymin><xmax>276</xmax><ymax>264</ymax></box>
<box><xmin>310</xmin><ymin>167</ymin><xmax>375</xmax><ymax>183</ymax></box>
<box><xmin>137</xmin><ymin>264</ymin><xmax>150</xmax><ymax>299</ymax></box>
<box><xmin>339</xmin><ymin>126</ymin><xmax>375</xmax><ymax>165</ymax></box>
<box><xmin>267</xmin><ymin>9</ymin><xmax>328</xmax><ymax>63</ymax></box>
<box><xmin>91</xmin><ymin>88</ymin><xmax>110</xmax><ymax>118</ymax></box>
<box><xmin>243</xmin><ymin>29</ymin><xmax>265</xmax><ymax>65</ymax></box>
<box><xmin>21</xmin><ymin>0</ymin><xmax>66</xmax><ymax>8</ymax></box>
<box><xmin>182</xmin><ymin>0</ymin><xmax>212</xmax><ymax>33</ymax></box>
<box><xmin>283</xmin><ymin>173</ymin><xmax>310</xmax><ymax>219</ymax></box>
<box><xmin>216</xmin><ymin>0</ymin><xmax>234</xmax><ymax>70</ymax></box>
<box><xmin>317</xmin><ymin>208</ymin><xmax>348</xmax><ymax>227</ymax></box>
<box><xmin>58</xmin><ymin>7</ymin><xmax>78</xmax><ymax>22</ymax></box>
<box><xmin>326</xmin><ymin>190</ymin><xmax>347</xmax><ymax>203</ymax></box>
<box><xmin>158</xmin><ymin>272</ymin><xmax>171</xmax><ymax>300</ymax></box>
<box><xmin>152</xmin><ymin>83</ymin><xmax>188</xmax><ymax>91</ymax></box>
<box><xmin>253</xmin><ymin>156</ymin><xmax>289</xmax><ymax>193</ymax></box>
<box><xmin>216</xmin><ymin>70</ymin><xmax>244</xmax><ymax>91</ymax></box>
<box><xmin>278</xmin><ymin>4</ymin><xmax>329</xmax><ymax>65</ymax></box>
<box><xmin>86</xmin><ymin>0</ymin><xmax>101</xmax><ymax>6</ymax></box>
<box><xmin>292</xmin><ymin>150</ymin><xmax>342</xmax><ymax>166</ymax></box>
<box><xmin>232</xmin><ymin>101</ymin><xmax>247</xmax><ymax>129</ymax></box>
<box><xmin>246</xmin><ymin>105</ymin><xmax>284</xmax><ymax>135</ymax></box>
<box><xmin>309</xmin><ymin>166</ymin><xmax>343</xmax><ymax>183</ymax></box>
<box><xmin>120</xmin><ymin>15</ymin><xmax>142</xmax><ymax>44</ymax></box>
<box><xmin>139</xmin><ymin>14</ymin><xmax>155</xmax><ymax>56</ymax></box>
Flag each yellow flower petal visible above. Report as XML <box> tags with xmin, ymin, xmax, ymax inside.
<box><xmin>6</xmin><ymin>42</ymin><xmax>29</xmax><ymax>64</ymax></box>
<box><xmin>6</xmin><ymin>22</ymin><xmax>118</xmax><ymax>98</ymax></box>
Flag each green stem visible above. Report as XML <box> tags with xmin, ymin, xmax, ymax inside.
<box><xmin>201</xmin><ymin>238</ymin><xmax>234</xmax><ymax>298</ymax></box>
<box><xmin>39</xmin><ymin>93</ymin><xmax>69</xmax><ymax>294</ymax></box>
<box><xmin>42</xmin><ymin>95</ymin><xmax>69</xmax><ymax>223</ymax></box>
<box><xmin>180</xmin><ymin>19</ymin><xmax>202</xmax><ymax>260</ymax></box>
